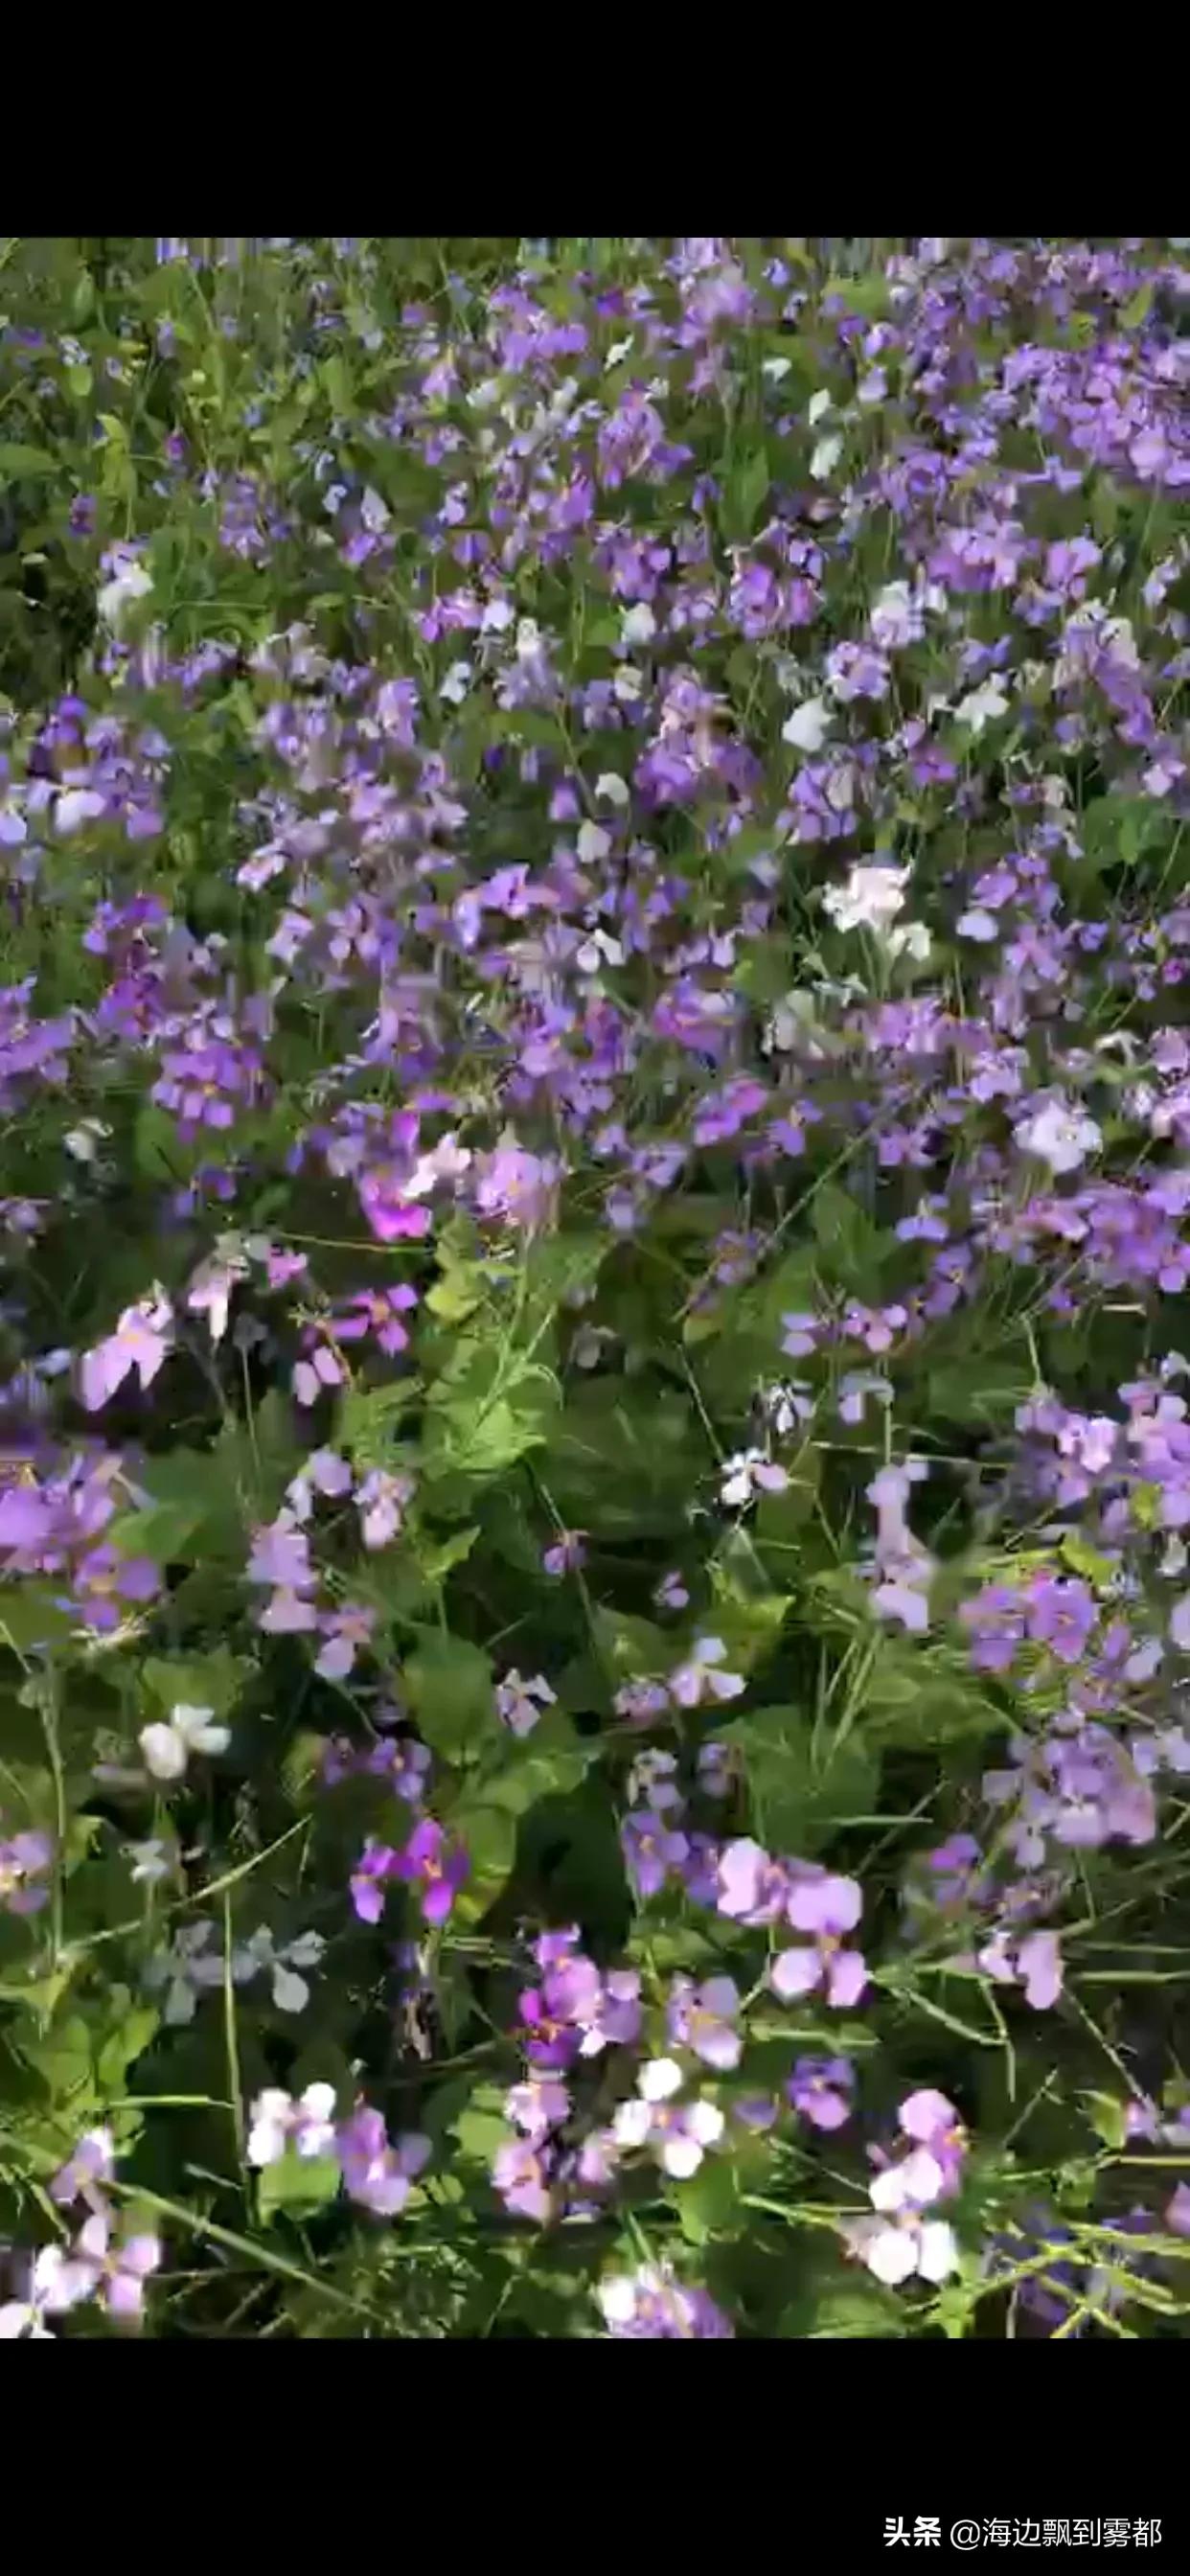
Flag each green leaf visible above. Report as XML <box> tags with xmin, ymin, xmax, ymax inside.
<box><xmin>811</xmin><ymin>1182</ymin><xmax>886</xmax><ymax>1291</ymax></box>
<box><xmin>806</xmin><ymin>2280</ymin><xmax>905</xmax><ymax>2337</ymax></box>
<box><xmin>403</xmin><ymin>1633</ymin><xmax>497</xmax><ymax>1762</ymax></box>
<box><xmin>591</xmin><ymin>1608</ymin><xmax>669</xmax><ymax>1685</ymax></box>
<box><xmin>451</xmin><ymin>1798</ymin><xmax>518</xmax><ymax>1913</ymax></box>
<box><xmin>259</xmin><ymin>2152</ymin><xmax>341</xmax><ymax>2220</ymax></box>
<box><xmin>0</xmin><ymin>1584</ymin><xmax>77</xmax><ymax>1654</ymax></box>
<box><xmin>0</xmin><ymin>444</ymin><xmax>58</xmax><ymax>480</ymax></box>
<box><xmin>337</xmin><ymin>1377</ymin><xmax>421</xmax><ymax>1469</ymax></box>
<box><xmin>451</xmin><ymin>2082</ymin><xmax>510</xmax><ymax>2165</ymax></box>
<box><xmin>728</xmin><ymin>1705</ymin><xmax>879</xmax><ymax>1852</ymax></box>
<box><xmin>474</xmin><ymin>1707</ymin><xmax>593</xmax><ymax>1815</ymax></box>
<box><xmin>141</xmin><ymin>1647</ymin><xmax>247</xmax><ymax>1719</ymax></box>
<box><xmin>730</xmin><ymin>446</ymin><xmax>769</xmax><ymax>539</ymax></box>
<box><xmin>675</xmin><ymin>2152</ymin><xmax>738</xmax><ymax>2244</ymax></box>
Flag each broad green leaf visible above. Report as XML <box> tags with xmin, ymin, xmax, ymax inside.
<box><xmin>0</xmin><ymin>443</ymin><xmax>58</xmax><ymax>479</ymax></box>
<box><xmin>403</xmin><ymin>1633</ymin><xmax>497</xmax><ymax>1762</ymax></box>
<box><xmin>259</xmin><ymin>2152</ymin><xmax>341</xmax><ymax>2220</ymax></box>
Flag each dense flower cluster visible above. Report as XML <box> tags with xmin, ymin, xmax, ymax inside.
<box><xmin>0</xmin><ymin>235</ymin><xmax>1187</xmax><ymax>2341</ymax></box>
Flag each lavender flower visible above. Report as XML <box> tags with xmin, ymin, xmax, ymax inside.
<box><xmin>336</xmin><ymin>2106</ymin><xmax>430</xmax><ymax>2216</ymax></box>
<box><xmin>65</xmin><ymin>2211</ymin><xmax>161</xmax><ymax>2321</ymax></box>
<box><xmin>666</xmin><ymin>1974</ymin><xmax>743</xmax><ymax>2071</ymax></box>
<box><xmin>0</xmin><ymin>1828</ymin><xmax>52</xmax><ymax>1915</ymax></box>
<box><xmin>789</xmin><ymin>2056</ymin><xmax>856</xmax><ymax>2131</ymax></box>
<box><xmin>598</xmin><ymin>2263</ymin><xmax>733</xmax><ymax>2337</ymax></box>
<box><xmin>771</xmin><ymin>1872</ymin><xmax>867</xmax><ymax>2008</ymax></box>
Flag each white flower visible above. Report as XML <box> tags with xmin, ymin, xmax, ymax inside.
<box><xmin>885</xmin><ymin>920</ymin><xmax>931</xmax><ymax>963</ymax></box>
<box><xmin>439</xmin><ymin>660</ymin><xmax>471</xmax><ymax>705</ymax></box>
<box><xmin>869</xmin><ymin>581</ymin><xmax>929</xmax><ymax>652</ymax></box>
<box><xmin>596</xmin><ymin>771</ymin><xmax>629</xmax><ymax>807</ymax></box>
<box><xmin>638</xmin><ymin>2057</ymin><xmax>685</xmax><ymax>2104</ymax></box>
<box><xmin>660</xmin><ymin>2101</ymin><xmax>723</xmax><ymax>2180</ymax></box>
<box><xmin>598</xmin><ymin>2271</ymin><xmax>640</xmax><ymax>2326</ymax></box>
<box><xmin>870</xmin><ymin>2149</ymin><xmax>946</xmax><ymax>2213</ymax></box>
<box><xmin>823</xmin><ymin>863</ymin><xmax>909</xmax><ymax>939</ymax></box>
<box><xmin>359</xmin><ymin>486</ymin><xmax>390</xmax><ymax>535</ymax></box>
<box><xmin>720</xmin><ymin>1449</ymin><xmax>790</xmax><ymax>1509</ymax></box>
<box><xmin>495</xmin><ymin>1669</ymin><xmax>556</xmax><ymax>1737</ymax></box>
<box><xmin>669</xmin><ymin>1636</ymin><xmax>745</xmax><ymax>1710</ymax></box>
<box><xmin>612</xmin><ymin>2060</ymin><xmax>725</xmax><ymax>2179</ymax></box>
<box><xmin>605</xmin><ymin>336</ymin><xmax>634</xmax><ymax>370</ymax></box>
<box><xmin>764</xmin><ymin>1381</ymin><xmax>815</xmax><ymax>1437</ymax></box>
<box><xmin>98</xmin><ymin>552</ymin><xmax>152</xmax><ymax>630</ymax></box>
<box><xmin>762</xmin><ymin>356</ymin><xmax>792</xmax><ymax>383</ymax></box>
<box><xmin>1017</xmin><ymin>1100</ymin><xmax>1103</xmax><ymax>1176</ymax></box>
<box><xmin>64</xmin><ymin>1119</ymin><xmax>111</xmax><ymax>1165</ymax></box>
<box><xmin>246</xmin><ymin>2082</ymin><xmax>337</xmax><ymax>2170</ymax></box>
<box><xmin>810</xmin><ymin>433</ymin><xmax>842</xmax><ymax>481</ymax></box>
<box><xmin>847</xmin><ymin>2211</ymin><xmax>958</xmax><ymax>2288</ymax></box>
<box><xmin>126</xmin><ymin>1837</ymin><xmax>173</xmax><ymax>1887</ymax></box>
<box><xmin>0</xmin><ymin>2246</ymin><xmax>81</xmax><ymax>2339</ymax></box>
<box><xmin>576</xmin><ymin>927</ymin><xmax>624</xmax><ymax>975</ymax></box>
<box><xmin>808</xmin><ymin>389</ymin><xmax>833</xmax><ymax>426</ymax></box>
<box><xmin>613</xmin><ymin>665</ymin><xmax>643</xmax><ymax>704</ymax></box>
<box><xmin>404</xmin><ymin>1133</ymin><xmax>472</xmax><ymax>1200</ymax></box>
<box><xmin>55</xmin><ymin>789</ymin><xmax>106</xmax><ymax>838</ymax></box>
<box><xmin>139</xmin><ymin>1703</ymin><xmax>230</xmax><ymax>1783</ymax></box>
<box><xmin>145</xmin><ymin>1921</ymin><xmax>236</xmax><ymax>2026</ymax></box>
<box><xmin>232</xmin><ymin>1925</ymin><xmax>326</xmax><ymax>2015</ymax></box>
<box><xmin>955</xmin><ymin>678</ymin><xmax>1010</xmax><ymax>736</ymax></box>
<box><xmin>480</xmin><ymin>596</ymin><xmax>514</xmax><ymax>634</ymax></box>
<box><xmin>577</xmin><ymin>820</ymin><xmax>612</xmax><ymax>865</ymax></box>
<box><xmin>620</xmin><ymin>601</ymin><xmax>656</xmax><ymax>649</ymax></box>
<box><xmin>842</xmin><ymin>2142</ymin><xmax>959</xmax><ymax>2283</ymax></box>
<box><xmin>781</xmin><ymin>696</ymin><xmax>832</xmax><ymax>754</ymax></box>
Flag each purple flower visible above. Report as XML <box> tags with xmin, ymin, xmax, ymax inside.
<box><xmin>542</xmin><ymin>1529</ymin><xmax>587</xmax><ymax>1576</ymax></box>
<box><xmin>506</xmin><ymin>2078</ymin><xmax>570</xmax><ymax>2143</ymax></box>
<box><xmin>314</xmin><ymin>1600</ymin><xmax>376</xmax><ymax>1680</ymax></box>
<box><xmin>495</xmin><ymin>1668</ymin><xmax>556</xmax><ymax>1736</ymax></box>
<box><xmin>350</xmin><ymin>1836</ymin><xmax>401</xmax><ymax>1924</ymax></box>
<box><xmin>1166</xmin><ymin>2183</ymin><xmax>1190</xmax><ymax>2238</ymax></box>
<box><xmin>668</xmin><ymin>1635</ymin><xmax>745</xmax><ymax>1709</ymax></box>
<box><xmin>621</xmin><ymin>1807</ymin><xmax>690</xmax><ymax>1899</ymax></box>
<box><xmin>68</xmin><ymin>2211</ymin><xmax>161</xmax><ymax>2322</ymax></box>
<box><xmin>247</xmin><ymin>1514</ymin><xmax>314</xmax><ymax>1593</ymax></box>
<box><xmin>79</xmin><ymin>1289</ymin><xmax>172</xmax><ymax>1414</ymax></box>
<box><xmin>50</xmin><ymin>2127</ymin><xmax>115</xmax><ymax>2209</ymax></box>
<box><xmin>333</xmin><ymin>1283</ymin><xmax>418</xmax><ymax>1354</ymax></box>
<box><xmin>716</xmin><ymin>1835</ymin><xmax>791</xmax><ymax>1924</ymax></box>
<box><xmin>1025</xmin><ymin>1576</ymin><xmax>1098</xmax><ymax>1666</ymax></box>
<box><xmin>666</xmin><ymin>1973</ymin><xmax>743</xmax><ymax>2071</ymax></box>
<box><xmin>393</xmin><ymin>1818</ymin><xmax>469</xmax><ymax>1925</ymax></box>
<box><xmin>0</xmin><ymin>1827</ymin><xmax>52</xmax><ymax>1915</ymax></box>
<box><xmin>789</xmin><ymin>2056</ymin><xmax>856</xmax><ymax>2131</ymax></box>
<box><xmin>897</xmin><ymin>2087</ymin><xmax>968</xmax><ymax>2191</ymax></box>
<box><xmin>598</xmin><ymin>2263</ymin><xmax>733</xmax><ymax>2338</ymax></box>
<box><xmin>978</xmin><ymin>1926</ymin><xmax>1064</xmax><ymax>2011</ymax></box>
<box><xmin>336</xmin><ymin>2105</ymin><xmax>430</xmax><ymax>2217</ymax></box>
<box><xmin>69</xmin><ymin>1547</ymin><xmax>160</xmax><ymax>1632</ymax></box>
<box><xmin>771</xmin><ymin>1872</ymin><xmax>867</xmax><ymax>2008</ymax></box>
<box><xmin>493</xmin><ymin>2137</ymin><xmax>554</xmax><ymax>2221</ymax></box>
